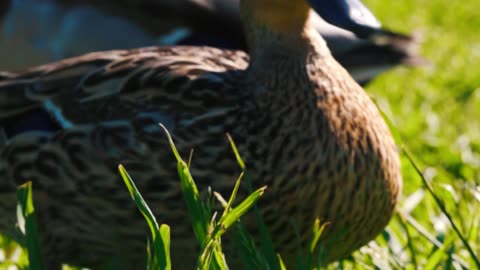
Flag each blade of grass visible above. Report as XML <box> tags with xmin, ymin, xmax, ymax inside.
<box><xmin>159</xmin><ymin>124</ymin><xmax>227</xmax><ymax>270</ymax></box>
<box><xmin>16</xmin><ymin>181</ymin><xmax>45</xmax><ymax>270</ymax></box>
<box><xmin>403</xmin><ymin>149</ymin><xmax>480</xmax><ymax>269</ymax></box>
<box><xmin>227</xmin><ymin>135</ymin><xmax>279</xmax><ymax>270</ymax></box>
<box><xmin>177</xmin><ymin>161</ymin><xmax>209</xmax><ymax>242</ymax></box>
<box><xmin>398</xmin><ymin>210</ymin><xmax>469</xmax><ymax>268</ymax></box>
<box><xmin>221</xmin><ymin>172</ymin><xmax>244</xmax><ymax>217</ymax></box>
<box><xmin>119</xmin><ymin>165</ymin><xmax>171</xmax><ymax>270</ymax></box>
<box><xmin>226</xmin><ymin>133</ymin><xmax>245</xmax><ymax>170</ymax></box>
<box><xmin>217</xmin><ymin>186</ymin><xmax>266</xmax><ymax>232</ymax></box>
<box><xmin>423</xmin><ymin>235</ymin><xmax>455</xmax><ymax>270</ymax></box>
<box><xmin>202</xmin><ymin>174</ymin><xmax>265</xmax><ymax>269</ymax></box>
<box><xmin>310</xmin><ymin>218</ymin><xmax>327</xmax><ymax>253</ymax></box>
<box><xmin>277</xmin><ymin>254</ymin><xmax>287</xmax><ymax>270</ymax></box>
<box><xmin>160</xmin><ymin>124</ymin><xmax>209</xmax><ymax>242</ymax></box>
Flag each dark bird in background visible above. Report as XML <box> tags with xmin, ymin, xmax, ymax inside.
<box><xmin>0</xmin><ymin>0</ymin><xmax>425</xmax><ymax>84</ymax></box>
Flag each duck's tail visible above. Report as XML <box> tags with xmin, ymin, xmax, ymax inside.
<box><xmin>336</xmin><ymin>29</ymin><xmax>428</xmax><ymax>85</ymax></box>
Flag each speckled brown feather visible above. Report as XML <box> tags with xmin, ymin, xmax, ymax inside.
<box><xmin>0</xmin><ymin>5</ymin><xmax>401</xmax><ymax>270</ymax></box>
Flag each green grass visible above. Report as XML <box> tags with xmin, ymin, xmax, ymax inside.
<box><xmin>16</xmin><ymin>182</ymin><xmax>45</xmax><ymax>270</ymax></box>
<box><xmin>363</xmin><ymin>0</ymin><xmax>480</xmax><ymax>268</ymax></box>
<box><xmin>2</xmin><ymin>0</ymin><xmax>480</xmax><ymax>269</ymax></box>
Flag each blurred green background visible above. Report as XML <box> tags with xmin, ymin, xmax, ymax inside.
<box><xmin>362</xmin><ymin>0</ymin><xmax>480</xmax><ymax>267</ymax></box>
<box><xmin>365</xmin><ymin>0</ymin><xmax>480</xmax><ymax>207</ymax></box>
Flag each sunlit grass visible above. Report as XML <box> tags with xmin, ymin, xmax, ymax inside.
<box><xmin>361</xmin><ymin>0</ymin><xmax>480</xmax><ymax>268</ymax></box>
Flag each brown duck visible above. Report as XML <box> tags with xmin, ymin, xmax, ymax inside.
<box><xmin>0</xmin><ymin>0</ymin><xmax>402</xmax><ymax>268</ymax></box>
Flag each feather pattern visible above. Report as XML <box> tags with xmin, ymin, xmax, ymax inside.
<box><xmin>0</xmin><ymin>1</ymin><xmax>402</xmax><ymax>269</ymax></box>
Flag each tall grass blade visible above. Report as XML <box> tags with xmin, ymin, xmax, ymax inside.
<box><xmin>217</xmin><ymin>186</ymin><xmax>266</xmax><ymax>232</ymax></box>
<box><xmin>221</xmin><ymin>172</ymin><xmax>244</xmax><ymax>217</ymax></box>
<box><xmin>226</xmin><ymin>133</ymin><xmax>245</xmax><ymax>170</ymax></box>
<box><xmin>119</xmin><ymin>165</ymin><xmax>171</xmax><ymax>270</ymax></box>
<box><xmin>403</xmin><ymin>150</ymin><xmax>480</xmax><ymax>269</ymax></box>
<box><xmin>277</xmin><ymin>254</ymin><xmax>287</xmax><ymax>270</ymax></box>
<box><xmin>227</xmin><ymin>135</ymin><xmax>279</xmax><ymax>270</ymax></box>
<box><xmin>160</xmin><ymin>124</ymin><xmax>209</xmax><ymax>242</ymax></box>
<box><xmin>159</xmin><ymin>124</ymin><xmax>227</xmax><ymax>270</ymax></box>
<box><xmin>16</xmin><ymin>181</ymin><xmax>45</xmax><ymax>270</ymax></box>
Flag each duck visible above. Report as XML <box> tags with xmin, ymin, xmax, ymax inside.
<box><xmin>0</xmin><ymin>0</ymin><xmax>402</xmax><ymax>268</ymax></box>
<box><xmin>0</xmin><ymin>0</ymin><xmax>424</xmax><ymax>84</ymax></box>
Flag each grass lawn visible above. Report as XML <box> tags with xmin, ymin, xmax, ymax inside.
<box><xmin>360</xmin><ymin>0</ymin><xmax>480</xmax><ymax>268</ymax></box>
<box><xmin>1</xmin><ymin>0</ymin><xmax>479</xmax><ymax>269</ymax></box>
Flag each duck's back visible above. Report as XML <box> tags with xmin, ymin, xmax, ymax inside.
<box><xmin>0</xmin><ymin>46</ymin><xmax>252</xmax><ymax>269</ymax></box>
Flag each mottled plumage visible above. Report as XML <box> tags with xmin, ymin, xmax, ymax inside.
<box><xmin>0</xmin><ymin>0</ymin><xmax>402</xmax><ymax>269</ymax></box>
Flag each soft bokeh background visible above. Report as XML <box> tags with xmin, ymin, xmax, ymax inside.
<box><xmin>362</xmin><ymin>0</ymin><xmax>480</xmax><ymax>267</ymax></box>
<box><xmin>0</xmin><ymin>0</ymin><xmax>479</xmax><ymax>268</ymax></box>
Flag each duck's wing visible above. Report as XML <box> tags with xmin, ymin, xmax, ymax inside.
<box><xmin>331</xmin><ymin>32</ymin><xmax>426</xmax><ymax>84</ymax></box>
<box><xmin>0</xmin><ymin>46</ymin><xmax>249</xmax><ymax>135</ymax></box>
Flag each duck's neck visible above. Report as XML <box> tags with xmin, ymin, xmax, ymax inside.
<box><xmin>243</xmin><ymin>14</ymin><xmax>331</xmax><ymax>78</ymax></box>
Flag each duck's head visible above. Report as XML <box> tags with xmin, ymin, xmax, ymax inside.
<box><xmin>240</xmin><ymin>0</ymin><xmax>381</xmax><ymax>36</ymax></box>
